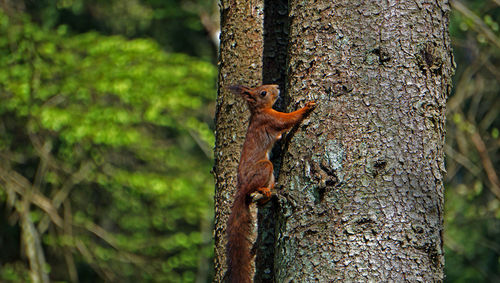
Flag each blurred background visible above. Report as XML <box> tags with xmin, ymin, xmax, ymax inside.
<box><xmin>0</xmin><ymin>0</ymin><xmax>497</xmax><ymax>282</ymax></box>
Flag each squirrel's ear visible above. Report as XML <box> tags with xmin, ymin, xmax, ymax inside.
<box><xmin>228</xmin><ymin>85</ymin><xmax>255</xmax><ymax>102</ymax></box>
<box><xmin>241</xmin><ymin>91</ymin><xmax>255</xmax><ymax>102</ymax></box>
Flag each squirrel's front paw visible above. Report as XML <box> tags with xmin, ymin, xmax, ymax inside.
<box><xmin>305</xmin><ymin>101</ymin><xmax>316</xmax><ymax>111</ymax></box>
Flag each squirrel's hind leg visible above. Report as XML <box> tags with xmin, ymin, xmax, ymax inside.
<box><xmin>247</xmin><ymin>160</ymin><xmax>274</xmax><ymax>205</ymax></box>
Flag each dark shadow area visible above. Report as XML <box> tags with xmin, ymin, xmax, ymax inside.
<box><xmin>255</xmin><ymin>1</ymin><xmax>289</xmax><ymax>282</ymax></box>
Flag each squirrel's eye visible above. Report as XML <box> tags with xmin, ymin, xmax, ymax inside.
<box><xmin>260</xmin><ymin>91</ymin><xmax>267</xmax><ymax>97</ymax></box>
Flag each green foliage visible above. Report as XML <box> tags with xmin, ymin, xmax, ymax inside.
<box><xmin>445</xmin><ymin>1</ymin><xmax>500</xmax><ymax>282</ymax></box>
<box><xmin>0</xmin><ymin>8</ymin><xmax>216</xmax><ymax>282</ymax></box>
<box><xmin>23</xmin><ymin>0</ymin><xmax>218</xmax><ymax>59</ymax></box>
<box><xmin>0</xmin><ymin>262</ymin><xmax>31</xmax><ymax>283</ymax></box>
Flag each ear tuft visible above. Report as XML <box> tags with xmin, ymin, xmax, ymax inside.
<box><xmin>228</xmin><ymin>85</ymin><xmax>252</xmax><ymax>94</ymax></box>
<box><xmin>228</xmin><ymin>85</ymin><xmax>244</xmax><ymax>94</ymax></box>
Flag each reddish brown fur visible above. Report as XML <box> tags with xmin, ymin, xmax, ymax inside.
<box><xmin>226</xmin><ymin>85</ymin><xmax>315</xmax><ymax>283</ymax></box>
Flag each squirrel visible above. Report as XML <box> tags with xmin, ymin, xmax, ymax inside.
<box><xmin>226</xmin><ymin>84</ymin><xmax>316</xmax><ymax>283</ymax></box>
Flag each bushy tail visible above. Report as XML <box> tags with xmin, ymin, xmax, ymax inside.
<box><xmin>226</xmin><ymin>195</ymin><xmax>252</xmax><ymax>283</ymax></box>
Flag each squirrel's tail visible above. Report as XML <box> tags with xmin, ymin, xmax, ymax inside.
<box><xmin>226</xmin><ymin>194</ymin><xmax>252</xmax><ymax>283</ymax></box>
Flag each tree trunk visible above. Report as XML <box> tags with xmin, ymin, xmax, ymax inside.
<box><xmin>275</xmin><ymin>0</ymin><xmax>453</xmax><ymax>282</ymax></box>
<box><xmin>215</xmin><ymin>0</ymin><xmax>453</xmax><ymax>282</ymax></box>
<box><xmin>213</xmin><ymin>1</ymin><xmax>264</xmax><ymax>282</ymax></box>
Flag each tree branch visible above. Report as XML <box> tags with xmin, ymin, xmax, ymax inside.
<box><xmin>450</xmin><ymin>0</ymin><xmax>500</xmax><ymax>49</ymax></box>
<box><xmin>0</xmin><ymin>166</ymin><xmax>64</xmax><ymax>228</ymax></box>
<box><xmin>470</xmin><ymin>131</ymin><xmax>500</xmax><ymax>199</ymax></box>
<box><xmin>20</xmin><ymin>207</ymin><xmax>50</xmax><ymax>283</ymax></box>
<box><xmin>38</xmin><ymin>161</ymin><xmax>94</xmax><ymax>234</ymax></box>
<box><xmin>62</xmin><ymin>200</ymin><xmax>79</xmax><ymax>283</ymax></box>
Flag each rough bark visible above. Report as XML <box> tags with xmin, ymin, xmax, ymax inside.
<box><xmin>213</xmin><ymin>1</ymin><xmax>264</xmax><ymax>282</ymax></box>
<box><xmin>275</xmin><ymin>0</ymin><xmax>453</xmax><ymax>282</ymax></box>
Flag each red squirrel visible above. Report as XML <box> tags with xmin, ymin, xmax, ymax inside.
<box><xmin>226</xmin><ymin>84</ymin><xmax>316</xmax><ymax>283</ymax></box>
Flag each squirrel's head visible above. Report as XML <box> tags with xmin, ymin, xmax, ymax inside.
<box><xmin>229</xmin><ymin>84</ymin><xmax>279</xmax><ymax>112</ymax></box>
